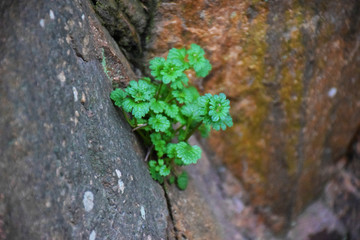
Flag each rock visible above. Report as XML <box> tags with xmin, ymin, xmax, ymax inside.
<box><xmin>0</xmin><ymin>0</ymin><xmax>168</xmax><ymax>239</ymax></box>
<box><xmin>287</xmin><ymin>201</ymin><xmax>346</xmax><ymax>240</ymax></box>
<box><xmin>165</xmin><ymin>137</ymin><xmax>278</xmax><ymax>240</ymax></box>
<box><xmin>145</xmin><ymin>0</ymin><xmax>360</xmax><ymax>232</ymax></box>
<box><xmin>92</xmin><ymin>0</ymin><xmax>157</xmax><ymax>66</ymax></box>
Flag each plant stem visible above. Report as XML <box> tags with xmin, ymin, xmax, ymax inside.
<box><xmin>174</xmin><ymin>124</ymin><xmax>185</xmax><ymax>133</ymax></box>
<box><xmin>155</xmin><ymin>83</ymin><xmax>163</xmax><ymax>100</ymax></box>
<box><xmin>144</xmin><ymin>145</ymin><xmax>154</xmax><ymax>162</ymax></box>
<box><xmin>184</xmin><ymin>121</ymin><xmax>203</xmax><ymax>141</ymax></box>
<box><xmin>166</xmin><ymin>97</ymin><xmax>176</xmax><ymax>103</ymax></box>
<box><xmin>132</xmin><ymin>124</ymin><xmax>148</xmax><ymax>132</ymax></box>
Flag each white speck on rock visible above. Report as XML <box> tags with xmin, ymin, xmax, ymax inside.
<box><xmin>82</xmin><ymin>14</ymin><xmax>85</xmax><ymax>20</ymax></box>
<box><xmin>49</xmin><ymin>10</ymin><xmax>55</xmax><ymax>20</ymax></box>
<box><xmin>83</xmin><ymin>191</ymin><xmax>94</xmax><ymax>212</ymax></box>
<box><xmin>57</xmin><ymin>71</ymin><xmax>66</xmax><ymax>85</ymax></box>
<box><xmin>118</xmin><ymin>179</ymin><xmax>125</xmax><ymax>194</ymax></box>
<box><xmin>328</xmin><ymin>87</ymin><xmax>337</xmax><ymax>98</ymax></box>
<box><xmin>140</xmin><ymin>205</ymin><xmax>146</xmax><ymax>220</ymax></box>
<box><xmin>89</xmin><ymin>230</ymin><xmax>96</xmax><ymax>240</ymax></box>
<box><xmin>39</xmin><ymin>19</ymin><xmax>45</xmax><ymax>28</ymax></box>
<box><xmin>72</xmin><ymin>86</ymin><xmax>78</xmax><ymax>102</ymax></box>
<box><xmin>115</xmin><ymin>169</ymin><xmax>122</xmax><ymax>178</ymax></box>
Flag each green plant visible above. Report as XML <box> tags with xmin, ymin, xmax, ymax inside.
<box><xmin>110</xmin><ymin>44</ymin><xmax>233</xmax><ymax>190</ymax></box>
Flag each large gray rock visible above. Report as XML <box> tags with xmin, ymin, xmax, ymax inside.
<box><xmin>0</xmin><ymin>0</ymin><xmax>169</xmax><ymax>239</ymax></box>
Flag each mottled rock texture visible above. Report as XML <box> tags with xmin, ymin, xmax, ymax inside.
<box><xmin>0</xmin><ymin>0</ymin><xmax>169</xmax><ymax>239</ymax></box>
<box><xmin>92</xmin><ymin>0</ymin><xmax>157</xmax><ymax>66</ymax></box>
<box><xmin>145</xmin><ymin>0</ymin><xmax>360</xmax><ymax>232</ymax></box>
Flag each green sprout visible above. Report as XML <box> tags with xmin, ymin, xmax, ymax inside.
<box><xmin>110</xmin><ymin>44</ymin><xmax>233</xmax><ymax>190</ymax></box>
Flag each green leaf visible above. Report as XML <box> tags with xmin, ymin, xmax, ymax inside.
<box><xmin>150</xmin><ymin>133</ymin><xmax>166</xmax><ymax>157</ymax></box>
<box><xmin>166</xmin><ymin>143</ymin><xmax>177</xmax><ymax>158</ymax></box>
<box><xmin>187</xmin><ymin>44</ymin><xmax>205</xmax><ymax>66</ymax></box>
<box><xmin>126</xmin><ymin>79</ymin><xmax>156</xmax><ymax>102</ymax></box>
<box><xmin>132</xmin><ymin>102</ymin><xmax>150</xmax><ymax>119</ymax></box>
<box><xmin>149</xmin><ymin>160</ymin><xmax>157</xmax><ymax>168</ymax></box>
<box><xmin>149</xmin><ymin>167</ymin><xmax>164</xmax><ymax>184</ymax></box>
<box><xmin>193</xmin><ymin>58</ymin><xmax>212</xmax><ymax>77</ymax></box>
<box><xmin>174</xmin><ymin>157</ymin><xmax>184</xmax><ymax>166</ymax></box>
<box><xmin>208</xmin><ymin>93</ymin><xmax>230</xmax><ymax>121</ymax></box>
<box><xmin>159</xmin><ymin>165</ymin><xmax>170</xmax><ymax>176</ymax></box>
<box><xmin>201</xmin><ymin>93</ymin><xmax>233</xmax><ymax>131</ymax></box>
<box><xmin>150</xmin><ymin>99</ymin><xmax>166</xmax><ymax>113</ymax></box>
<box><xmin>149</xmin><ymin>57</ymin><xmax>166</xmax><ymax>80</ymax></box>
<box><xmin>181</xmin><ymin>104</ymin><xmax>197</xmax><ymax>117</ymax></box>
<box><xmin>198</xmin><ymin>124</ymin><xmax>211</xmax><ymax>138</ymax></box>
<box><xmin>175</xmin><ymin>142</ymin><xmax>202</xmax><ymax>165</ymax></box>
<box><xmin>169</xmin><ymin>175</ymin><xmax>175</xmax><ymax>184</ymax></box>
<box><xmin>158</xmin><ymin>159</ymin><xmax>164</xmax><ymax>166</ymax></box>
<box><xmin>122</xmin><ymin>98</ymin><xmax>136</xmax><ymax>113</ymax></box>
<box><xmin>110</xmin><ymin>88</ymin><xmax>127</xmax><ymax>107</ymax></box>
<box><xmin>176</xmin><ymin>171</ymin><xmax>189</xmax><ymax>190</ymax></box>
<box><xmin>160</xmin><ymin>60</ymin><xmax>184</xmax><ymax>84</ymax></box>
<box><xmin>167</xmin><ymin>48</ymin><xmax>189</xmax><ymax>69</ymax></box>
<box><xmin>149</xmin><ymin>114</ymin><xmax>171</xmax><ymax>132</ymax></box>
<box><xmin>164</xmin><ymin>104</ymin><xmax>179</xmax><ymax>119</ymax></box>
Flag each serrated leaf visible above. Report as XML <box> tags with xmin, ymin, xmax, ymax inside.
<box><xmin>166</xmin><ymin>143</ymin><xmax>177</xmax><ymax>158</ymax></box>
<box><xmin>170</xmin><ymin>73</ymin><xmax>189</xmax><ymax>90</ymax></box>
<box><xmin>160</xmin><ymin>60</ymin><xmax>184</xmax><ymax>84</ymax></box>
<box><xmin>148</xmin><ymin>114</ymin><xmax>170</xmax><ymax>132</ymax></box>
<box><xmin>193</xmin><ymin>58</ymin><xmax>212</xmax><ymax>77</ymax></box>
<box><xmin>149</xmin><ymin>160</ymin><xmax>157</xmax><ymax>168</ymax></box>
<box><xmin>149</xmin><ymin>57</ymin><xmax>165</xmax><ymax>80</ymax></box>
<box><xmin>175</xmin><ymin>142</ymin><xmax>202</xmax><ymax>165</ymax></box>
<box><xmin>150</xmin><ymin>99</ymin><xmax>166</xmax><ymax>113</ymax></box>
<box><xmin>110</xmin><ymin>88</ymin><xmax>127</xmax><ymax>107</ymax></box>
<box><xmin>167</xmin><ymin>48</ymin><xmax>189</xmax><ymax>69</ymax></box>
<box><xmin>126</xmin><ymin>79</ymin><xmax>156</xmax><ymax>102</ymax></box>
<box><xmin>176</xmin><ymin>171</ymin><xmax>188</xmax><ymax>190</ymax></box>
<box><xmin>132</xmin><ymin>102</ymin><xmax>150</xmax><ymax>119</ymax></box>
<box><xmin>150</xmin><ymin>133</ymin><xmax>166</xmax><ymax>157</ymax></box>
<box><xmin>159</xmin><ymin>165</ymin><xmax>170</xmax><ymax>176</ymax></box>
<box><xmin>149</xmin><ymin>167</ymin><xmax>164</xmax><ymax>184</ymax></box>
<box><xmin>122</xmin><ymin>98</ymin><xmax>136</xmax><ymax>113</ymax></box>
<box><xmin>187</xmin><ymin>44</ymin><xmax>205</xmax><ymax>66</ymax></box>
<box><xmin>164</xmin><ymin>104</ymin><xmax>179</xmax><ymax>119</ymax></box>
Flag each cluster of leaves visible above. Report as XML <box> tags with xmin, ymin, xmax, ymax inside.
<box><xmin>110</xmin><ymin>44</ymin><xmax>233</xmax><ymax>190</ymax></box>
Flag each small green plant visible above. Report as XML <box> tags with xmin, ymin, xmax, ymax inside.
<box><xmin>110</xmin><ymin>44</ymin><xmax>233</xmax><ymax>190</ymax></box>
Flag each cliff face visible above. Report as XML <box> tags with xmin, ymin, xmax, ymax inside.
<box><xmin>1</xmin><ymin>0</ymin><xmax>359</xmax><ymax>239</ymax></box>
<box><xmin>0</xmin><ymin>0</ymin><xmax>169</xmax><ymax>239</ymax></box>
<box><xmin>144</xmin><ymin>0</ymin><xmax>360</xmax><ymax>231</ymax></box>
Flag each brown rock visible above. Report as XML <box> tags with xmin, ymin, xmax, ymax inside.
<box><xmin>145</xmin><ymin>0</ymin><xmax>360</xmax><ymax>232</ymax></box>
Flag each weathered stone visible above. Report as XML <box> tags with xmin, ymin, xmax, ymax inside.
<box><xmin>0</xmin><ymin>0</ymin><xmax>168</xmax><ymax>239</ymax></box>
<box><xmin>145</xmin><ymin>0</ymin><xmax>360</xmax><ymax>232</ymax></box>
<box><xmin>92</xmin><ymin>0</ymin><xmax>157</xmax><ymax>63</ymax></box>
<box><xmin>165</xmin><ymin>137</ymin><xmax>278</xmax><ymax>240</ymax></box>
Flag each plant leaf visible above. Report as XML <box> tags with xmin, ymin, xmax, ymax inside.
<box><xmin>110</xmin><ymin>88</ymin><xmax>127</xmax><ymax>107</ymax></box>
<box><xmin>159</xmin><ymin>165</ymin><xmax>170</xmax><ymax>176</ymax></box>
<box><xmin>149</xmin><ymin>114</ymin><xmax>171</xmax><ymax>132</ymax></box>
<box><xmin>175</xmin><ymin>142</ymin><xmax>202</xmax><ymax>165</ymax></box>
<box><xmin>176</xmin><ymin>171</ymin><xmax>189</xmax><ymax>190</ymax></box>
<box><xmin>150</xmin><ymin>99</ymin><xmax>166</xmax><ymax>113</ymax></box>
<box><xmin>149</xmin><ymin>57</ymin><xmax>166</xmax><ymax>80</ymax></box>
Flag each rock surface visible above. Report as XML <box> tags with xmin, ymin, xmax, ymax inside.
<box><xmin>145</xmin><ymin>0</ymin><xmax>360</xmax><ymax>231</ymax></box>
<box><xmin>0</xmin><ymin>0</ymin><xmax>169</xmax><ymax>239</ymax></box>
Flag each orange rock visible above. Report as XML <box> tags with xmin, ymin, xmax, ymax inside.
<box><xmin>145</xmin><ymin>0</ymin><xmax>360</xmax><ymax>233</ymax></box>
